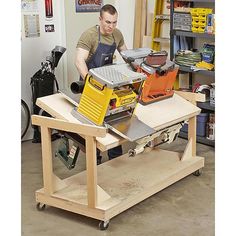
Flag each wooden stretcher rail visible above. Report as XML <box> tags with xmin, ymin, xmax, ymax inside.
<box><xmin>32</xmin><ymin>115</ymin><xmax>107</xmax><ymax>138</ymax></box>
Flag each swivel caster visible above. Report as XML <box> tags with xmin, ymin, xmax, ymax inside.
<box><xmin>36</xmin><ymin>202</ymin><xmax>46</xmax><ymax>211</ymax></box>
<box><xmin>98</xmin><ymin>220</ymin><xmax>110</xmax><ymax>230</ymax></box>
<box><xmin>193</xmin><ymin>168</ymin><xmax>203</xmax><ymax>177</ymax></box>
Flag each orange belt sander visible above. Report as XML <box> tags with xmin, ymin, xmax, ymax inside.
<box><xmin>121</xmin><ymin>48</ymin><xmax>179</xmax><ymax>105</ymax></box>
<box><xmin>137</xmin><ymin>61</ymin><xmax>179</xmax><ymax>104</ymax></box>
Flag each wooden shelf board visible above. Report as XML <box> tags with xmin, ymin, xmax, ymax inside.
<box><xmin>36</xmin><ymin>148</ymin><xmax>204</xmax><ymax>220</ymax></box>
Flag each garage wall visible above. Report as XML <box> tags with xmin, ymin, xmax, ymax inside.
<box><xmin>114</xmin><ymin>0</ymin><xmax>135</xmax><ymax>63</ymax></box>
<box><xmin>21</xmin><ymin>0</ymin><xmax>66</xmax><ymax>140</ymax></box>
<box><xmin>115</xmin><ymin>0</ymin><xmax>135</xmax><ymax>49</ymax></box>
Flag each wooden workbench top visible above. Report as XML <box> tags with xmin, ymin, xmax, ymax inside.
<box><xmin>36</xmin><ymin>92</ymin><xmax>200</xmax><ymax>151</ymax></box>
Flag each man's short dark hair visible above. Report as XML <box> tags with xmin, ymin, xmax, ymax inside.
<box><xmin>100</xmin><ymin>4</ymin><xmax>117</xmax><ymax>17</ymax></box>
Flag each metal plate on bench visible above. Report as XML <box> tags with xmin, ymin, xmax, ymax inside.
<box><xmin>105</xmin><ymin>115</ymin><xmax>156</xmax><ymax>142</ymax></box>
<box><xmin>59</xmin><ymin>89</ymin><xmax>80</xmax><ymax>106</ymax></box>
<box><xmin>71</xmin><ymin>108</ymin><xmax>98</xmax><ymax>125</ymax></box>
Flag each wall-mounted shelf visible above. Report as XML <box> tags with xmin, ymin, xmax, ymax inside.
<box><xmin>170</xmin><ymin>0</ymin><xmax>215</xmax><ymax>146</ymax></box>
<box><xmin>170</xmin><ymin>0</ymin><xmax>215</xmax><ymax>60</ymax></box>
<box><xmin>172</xmin><ymin>30</ymin><xmax>215</xmax><ymax>39</ymax></box>
<box><xmin>178</xmin><ymin>65</ymin><xmax>215</xmax><ymax>77</ymax></box>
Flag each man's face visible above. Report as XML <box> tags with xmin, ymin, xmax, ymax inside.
<box><xmin>99</xmin><ymin>11</ymin><xmax>118</xmax><ymax>35</ymax></box>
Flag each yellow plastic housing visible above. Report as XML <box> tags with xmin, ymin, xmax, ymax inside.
<box><xmin>110</xmin><ymin>89</ymin><xmax>137</xmax><ymax>108</ymax></box>
<box><xmin>78</xmin><ymin>77</ymin><xmax>113</xmax><ymax>126</ymax></box>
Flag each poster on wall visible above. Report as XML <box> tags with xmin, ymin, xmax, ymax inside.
<box><xmin>45</xmin><ymin>0</ymin><xmax>53</xmax><ymax>19</ymax></box>
<box><xmin>45</xmin><ymin>24</ymin><xmax>55</xmax><ymax>32</ymax></box>
<box><xmin>75</xmin><ymin>0</ymin><xmax>103</xmax><ymax>13</ymax></box>
<box><xmin>21</xmin><ymin>0</ymin><xmax>39</xmax><ymax>12</ymax></box>
<box><xmin>24</xmin><ymin>14</ymin><xmax>40</xmax><ymax>38</ymax></box>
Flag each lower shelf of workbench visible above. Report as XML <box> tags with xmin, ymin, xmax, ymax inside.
<box><xmin>36</xmin><ymin>148</ymin><xmax>204</xmax><ymax>221</ymax></box>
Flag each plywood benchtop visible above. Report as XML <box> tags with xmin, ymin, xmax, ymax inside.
<box><xmin>36</xmin><ymin>93</ymin><xmax>200</xmax><ymax>151</ymax></box>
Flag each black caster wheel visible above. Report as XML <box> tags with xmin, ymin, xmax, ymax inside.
<box><xmin>99</xmin><ymin>220</ymin><xmax>110</xmax><ymax>230</ymax></box>
<box><xmin>36</xmin><ymin>202</ymin><xmax>46</xmax><ymax>211</ymax></box>
<box><xmin>193</xmin><ymin>168</ymin><xmax>203</xmax><ymax>177</ymax></box>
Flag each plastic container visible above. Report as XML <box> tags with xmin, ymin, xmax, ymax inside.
<box><xmin>190</xmin><ymin>8</ymin><xmax>213</xmax><ymax>18</ymax></box>
<box><xmin>173</xmin><ymin>12</ymin><xmax>192</xmax><ymax>31</ymax></box>
<box><xmin>190</xmin><ymin>8</ymin><xmax>213</xmax><ymax>33</ymax></box>
<box><xmin>192</xmin><ymin>20</ymin><xmax>206</xmax><ymax>27</ymax></box>
<box><xmin>192</xmin><ymin>25</ymin><xmax>206</xmax><ymax>33</ymax></box>
<box><xmin>198</xmin><ymin>26</ymin><xmax>206</xmax><ymax>33</ymax></box>
<box><xmin>181</xmin><ymin>113</ymin><xmax>209</xmax><ymax>137</ymax></box>
<box><xmin>174</xmin><ymin>22</ymin><xmax>192</xmax><ymax>31</ymax></box>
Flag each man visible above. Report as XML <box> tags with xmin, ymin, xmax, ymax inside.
<box><xmin>75</xmin><ymin>4</ymin><xmax>127</xmax><ymax>164</ymax></box>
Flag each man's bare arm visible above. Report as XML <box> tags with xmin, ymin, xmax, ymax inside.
<box><xmin>118</xmin><ymin>43</ymin><xmax>127</xmax><ymax>53</ymax></box>
<box><xmin>118</xmin><ymin>43</ymin><xmax>128</xmax><ymax>62</ymax></box>
<box><xmin>75</xmin><ymin>48</ymin><xmax>90</xmax><ymax>80</ymax></box>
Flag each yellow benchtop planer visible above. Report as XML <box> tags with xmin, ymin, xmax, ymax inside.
<box><xmin>76</xmin><ymin>64</ymin><xmax>146</xmax><ymax>126</ymax></box>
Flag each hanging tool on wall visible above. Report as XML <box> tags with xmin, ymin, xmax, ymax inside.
<box><xmin>31</xmin><ymin>46</ymin><xmax>66</xmax><ymax>143</ymax></box>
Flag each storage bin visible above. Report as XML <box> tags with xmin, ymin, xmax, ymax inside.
<box><xmin>192</xmin><ymin>19</ymin><xmax>206</xmax><ymax>27</ymax></box>
<box><xmin>192</xmin><ymin>25</ymin><xmax>206</xmax><ymax>33</ymax></box>
<box><xmin>181</xmin><ymin>113</ymin><xmax>209</xmax><ymax>137</ymax></box>
<box><xmin>174</xmin><ymin>22</ymin><xmax>192</xmax><ymax>31</ymax></box>
<box><xmin>173</xmin><ymin>13</ymin><xmax>191</xmax><ymax>20</ymax></box>
<box><xmin>173</xmin><ymin>12</ymin><xmax>192</xmax><ymax>31</ymax></box>
<box><xmin>190</xmin><ymin>8</ymin><xmax>213</xmax><ymax>33</ymax></box>
<box><xmin>190</xmin><ymin>8</ymin><xmax>213</xmax><ymax>17</ymax></box>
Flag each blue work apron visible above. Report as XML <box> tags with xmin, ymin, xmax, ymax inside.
<box><xmin>87</xmin><ymin>26</ymin><xmax>116</xmax><ymax>70</ymax></box>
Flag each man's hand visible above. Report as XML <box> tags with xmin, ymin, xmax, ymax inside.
<box><xmin>75</xmin><ymin>48</ymin><xmax>90</xmax><ymax>80</ymax></box>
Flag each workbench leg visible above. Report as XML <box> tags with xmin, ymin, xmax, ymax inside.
<box><xmin>188</xmin><ymin>116</ymin><xmax>196</xmax><ymax>157</ymax></box>
<box><xmin>41</xmin><ymin>126</ymin><xmax>54</xmax><ymax>195</ymax></box>
<box><xmin>86</xmin><ymin>136</ymin><xmax>97</xmax><ymax>208</ymax></box>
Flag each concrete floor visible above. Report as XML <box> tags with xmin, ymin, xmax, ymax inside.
<box><xmin>22</xmin><ymin>137</ymin><xmax>214</xmax><ymax>236</ymax></box>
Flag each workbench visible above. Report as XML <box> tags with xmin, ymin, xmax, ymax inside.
<box><xmin>32</xmin><ymin>92</ymin><xmax>204</xmax><ymax>230</ymax></box>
